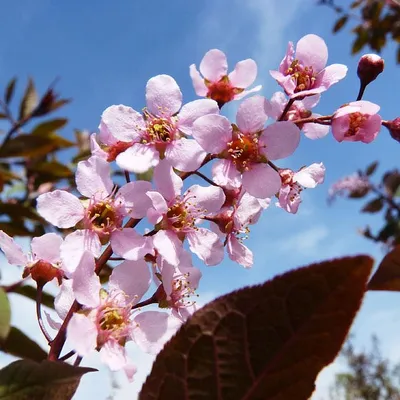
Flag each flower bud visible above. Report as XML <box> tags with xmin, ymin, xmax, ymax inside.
<box><xmin>357</xmin><ymin>54</ymin><xmax>384</xmax><ymax>86</ymax></box>
<box><xmin>385</xmin><ymin>117</ymin><xmax>400</xmax><ymax>143</ymax></box>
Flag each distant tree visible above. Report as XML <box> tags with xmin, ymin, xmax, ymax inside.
<box><xmin>330</xmin><ymin>336</ymin><xmax>400</xmax><ymax>400</ymax></box>
<box><xmin>319</xmin><ymin>0</ymin><xmax>400</xmax><ymax>64</ymax></box>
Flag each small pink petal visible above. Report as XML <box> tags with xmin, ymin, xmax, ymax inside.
<box><xmin>146</xmin><ymin>75</ymin><xmax>182</xmax><ymax>117</ymax></box>
<box><xmin>153</xmin><ymin>160</ymin><xmax>183</xmax><ymax>200</ymax></box>
<box><xmin>227</xmin><ymin>235</ymin><xmax>253</xmax><ymax>268</ymax></box>
<box><xmin>67</xmin><ymin>313</ymin><xmax>97</xmax><ymax>356</ymax></box>
<box><xmin>212</xmin><ymin>159</ymin><xmax>241</xmax><ymax>189</ymax></box>
<box><xmin>316</xmin><ymin>64</ymin><xmax>348</xmax><ymax>91</ymax></box>
<box><xmin>303</xmin><ymin>119</ymin><xmax>330</xmax><ymax>140</ymax></box>
<box><xmin>37</xmin><ymin>191</ymin><xmax>84</xmax><ymax>229</ymax></box>
<box><xmin>199</xmin><ymin>49</ymin><xmax>228</xmax><ymax>81</ymax></box>
<box><xmin>187</xmin><ymin>228</ymin><xmax>224</xmax><ymax>266</ymax></box>
<box><xmin>192</xmin><ymin>114</ymin><xmax>232</xmax><ymax>154</ymax></box>
<box><xmin>235</xmin><ymin>192</ymin><xmax>264</xmax><ymax>227</ymax></box>
<box><xmin>0</xmin><ymin>231</ymin><xmax>28</xmax><ymax>266</ymax></box>
<box><xmin>349</xmin><ymin>100</ymin><xmax>380</xmax><ymax>114</ymax></box>
<box><xmin>90</xmin><ymin>133</ymin><xmax>108</xmax><ymax>160</ymax></box>
<box><xmin>294</xmin><ymin>163</ymin><xmax>326</xmax><ymax>188</ymax></box>
<box><xmin>100</xmin><ymin>105</ymin><xmax>144</xmax><ymax>142</ymax></box>
<box><xmin>111</xmin><ymin>229</ymin><xmax>153</xmax><ymax>261</ymax></box>
<box><xmin>116</xmin><ymin>181</ymin><xmax>152</xmax><ymax>219</ymax></box>
<box><xmin>178</xmin><ymin>99</ymin><xmax>219</xmax><ymax>136</ymax></box>
<box><xmin>60</xmin><ymin>230</ymin><xmax>102</xmax><ymax>276</ymax></box>
<box><xmin>359</xmin><ymin>114</ymin><xmax>382</xmax><ymax>143</ymax></box>
<box><xmin>99</xmin><ymin>342</ymin><xmax>134</xmax><ymax>379</ymax></box>
<box><xmin>236</xmin><ymin>95</ymin><xmax>268</xmax><ymax>133</ymax></box>
<box><xmin>296</xmin><ymin>34</ymin><xmax>328</xmax><ymax>72</ymax></box>
<box><xmin>242</xmin><ymin>164</ymin><xmax>281</xmax><ymax>198</ymax></box>
<box><xmin>186</xmin><ymin>184</ymin><xmax>225</xmax><ymax>213</ymax></box>
<box><xmin>265</xmin><ymin>92</ymin><xmax>286</xmax><ymax>120</ymax></box>
<box><xmin>260</xmin><ymin>121</ymin><xmax>300</xmax><ymax>160</ymax></box>
<box><xmin>55</xmin><ymin>280</ymin><xmax>74</xmax><ymax>320</ymax></box>
<box><xmin>301</xmin><ymin>94</ymin><xmax>321</xmax><ymax>110</ymax></box>
<box><xmin>234</xmin><ymin>85</ymin><xmax>262</xmax><ymax>101</ymax></box>
<box><xmin>132</xmin><ymin>311</ymin><xmax>170</xmax><ymax>355</ymax></box>
<box><xmin>153</xmin><ymin>230</ymin><xmax>182</xmax><ymax>266</ymax></box>
<box><xmin>228</xmin><ymin>59</ymin><xmax>257</xmax><ymax>88</ymax></box>
<box><xmin>146</xmin><ymin>191</ymin><xmax>168</xmax><ymax>224</ymax></box>
<box><xmin>44</xmin><ymin>311</ymin><xmax>62</xmax><ymax>330</ymax></box>
<box><xmin>189</xmin><ymin>64</ymin><xmax>208</xmax><ymax>96</ymax></box>
<box><xmin>31</xmin><ymin>233</ymin><xmax>62</xmax><ymax>263</ymax></box>
<box><xmin>116</xmin><ymin>143</ymin><xmax>159</xmax><ymax>174</ymax></box>
<box><xmin>166</xmin><ymin>138</ymin><xmax>206</xmax><ymax>172</ymax></box>
<box><xmin>72</xmin><ymin>251</ymin><xmax>100</xmax><ymax>308</ymax></box>
<box><xmin>76</xmin><ymin>156</ymin><xmax>113</xmax><ymax>199</ymax></box>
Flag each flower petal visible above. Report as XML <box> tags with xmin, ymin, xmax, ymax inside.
<box><xmin>189</xmin><ymin>64</ymin><xmax>208</xmax><ymax>96</ymax></box>
<box><xmin>260</xmin><ymin>121</ymin><xmax>300</xmax><ymax>160</ymax></box>
<box><xmin>192</xmin><ymin>114</ymin><xmax>232</xmax><ymax>153</ymax></box>
<box><xmin>76</xmin><ymin>156</ymin><xmax>113</xmax><ymax>199</ymax></box>
<box><xmin>303</xmin><ymin>119</ymin><xmax>330</xmax><ymax>140</ymax></box>
<box><xmin>100</xmin><ymin>105</ymin><xmax>144</xmax><ymax>142</ymax></box>
<box><xmin>186</xmin><ymin>184</ymin><xmax>225</xmax><ymax>213</ymax></box>
<box><xmin>60</xmin><ymin>230</ymin><xmax>102</xmax><ymax>276</ymax></box>
<box><xmin>187</xmin><ymin>228</ymin><xmax>224</xmax><ymax>266</ymax></box>
<box><xmin>199</xmin><ymin>49</ymin><xmax>228</xmax><ymax>81</ymax></box>
<box><xmin>316</xmin><ymin>64</ymin><xmax>348</xmax><ymax>91</ymax></box>
<box><xmin>234</xmin><ymin>192</ymin><xmax>264</xmax><ymax>227</ymax></box>
<box><xmin>154</xmin><ymin>159</ymin><xmax>182</xmax><ymax>200</ymax></box>
<box><xmin>0</xmin><ymin>231</ymin><xmax>28</xmax><ymax>266</ymax></box>
<box><xmin>31</xmin><ymin>233</ymin><xmax>62</xmax><ymax>263</ymax></box>
<box><xmin>99</xmin><ymin>342</ymin><xmax>135</xmax><ymax>381</ymax></box>
<box><xmin>227</xmin><ymin>235</ymin><xmax>253</xmax><ymax>268</ymax></box>
<box><xmin>146</xmin><ymin>75</ymin><xmax>182</xmax><ymax>117</ymax></box>
<box><xmin>37</xmin><ymin>190</ymin><xmax>84</xmax><ymax>229</ymax></box>
<box><xmin>110</xmin><ymin>259</ymin><xmax>151</xmax><ymax>304</ymax></box>
<box><xmin>67</xmin><ymin>313</ymin><xmax>97</xmax><ymax>356</ymax></box>
<box><xmin>294</xmin><ymin>163</ymin><xmax>326</xmax><ymax>188</ymax></box>
<box><xmin>236</xmin><ymin>95</ymin><xmax>268</xmax><ymax>133</ymax></box>
<box><xmin>55</xmin><ymin>280</ymin><xmax>74</xmax><ymax>320</ymax></box>
<box><xmin>146</xmin><ymin>191</ymin><xmax>168</xmax><ymax>224</ymax></box>
<box><xmin>265</xmin><ymin>92</ymin><xmax>286</xmax><ymax>120</ymax></box>
<box><xmin>178</xmin><ymin>99</ymin><xmax>219</xmax><ymax>136</ymax></box>
<box><xmin>228</xmin><ymin>59</ymin><xmax>257</xmax><ymax>88</ymax></box>
<box><xmin>116</xmin><ymin>143</ymin><xmax>159</xmax><ymax>174</ymax></box>
<box><xmin>212</xmin><ymin>159</ymin><xmax>241</xmax><ymax>189</ymax></box>
<box><xmin>111</xmin><ymin>229</ymin><xmax>153</xmax><ymax>261</ymax></box>
<box><xmin>153</xmin><ymin>230</ymin><xmax>182</xmax><ymax>266</ymax></box>
<box><xmin>242</xmin><ymin>164</ymin><xmax>281</xmax><ymax>198</ymax></box>
<box><xmin>72</xmin><ymin>251</ymin><xmax>101</xmax><ymax>308</ymax></box>
<box><xmin>116</xmin><ymin>181</ymin><xmax>152</xmax><ymax>219</ymax></box>
<box><xmin>296</xmin><ymin>34</ymin><xmax>328</xmax><ymax>72</ymax></box>
<box><xmin>166</xmin><ymin>138</ymin><xmax>206</xmax><ymax>172</ymax></box>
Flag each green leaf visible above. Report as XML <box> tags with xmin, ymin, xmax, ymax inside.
<box><xmin>0</xmin><ymin>222</ymin><xmax>34</xmax><ymax>237</ymax></box>
<box><xmin>0</xmin><ymin>203</ymin><xmax>44</xmax><ymax>223</ymax></box>
<box><xmin>352</xmin><ymin>28</ymin><xmax>369</xmax><ymax>54</ymax></box>
<box><xmin>140</xmin><ymin>256</ymin><xmax>373</xmax><ymax>400</ymax></box>
<box><xmin>4</xmin><ymin>78</ymin><xmax>16</xmax><ymax>105</ymax></box>
<box><xmin>0</xmin><ymin>290</ymin><xmax>10</xmax><ymax>341</ymax></box>
<box><xmin>31</xmin><ymin>119</ymin><xmax>68</xmax><ymax>136</ymax></box>
<box><xmin>383</xmin><ymin>170</ymin><xmax>400</xmax><ymax>197</ymax></box>
<box><xmin>18</xmin><ymin>79</ymin><xmax>38</xmax><ymax>120</ymax></box>
<box><xmin>0</xmin><ymin>360</ymin><xmax>96</xmax><ymax>400</ymax></box>
<box><xmin>135</xmin><ymin>168</ymin><xmax>154</xmax><ymax>182</ymax></box>
<box><xmin>29</xmin><ymin>161</ymin><xmax>72</xmax><ymax>179</ymax></box>
<box><xmin>333</xmin><ymin>15</ymin><xmax>348</xmax><ymax>33</ymax></box>
<box><xmin>0</xmin><ymin>327</ymin><xmax>47</xmax><ymax>362</ymax></box>
<box><xmin>365</xmin><ymin>161</ymin><xmax>378</xmax><ymax>176</ymax></box>
<box><xmin>368</xmin><ymin>245</ymin><xmax>400</xmax><ymax>291</ymax></box>
<box><xmin>361</xmin><ymin>197</ymin><xmax>384</xmax><ymax>213</ymax></box>
<box><xmin>12</xmin><ymin>286</ymin><xmax>55</xmax><ymax>309</ymax></box>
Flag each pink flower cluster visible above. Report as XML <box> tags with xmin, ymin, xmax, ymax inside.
<box><xmin>0</xmin><ymin>34</ymin><xmax>387</xmax><ymax>381</ymax></box>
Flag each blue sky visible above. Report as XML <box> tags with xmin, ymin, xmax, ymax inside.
<box><xmin>1</xmin><ymin>0</ymin><xmax>400</xmax><ymax>399</ymax></box>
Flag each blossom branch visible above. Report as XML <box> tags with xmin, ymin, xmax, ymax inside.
<box><xmin>294</xmin><ymin>115</ymin><xmax>332</xmax><ymax>126</ymax></box>
<box><xmin>278</xmin><ymin>98</ymin><xmax>295</xmax><ymax>121</ymax></box>
<box><xmin>193</xmin><ymin>171</ymin><xmax>218</xmax><ymax>187</ymax></box>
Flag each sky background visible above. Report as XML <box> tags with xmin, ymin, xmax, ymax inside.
<box><xmin>0</xmin><ymin>0</ymin><xmax>399</xmax><ymax>399</ymax></box>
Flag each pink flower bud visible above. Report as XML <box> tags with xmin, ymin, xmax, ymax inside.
<box><xmin>385</xmin><ymin>117</ymin><xmax>400</xmax><ymax>143</ymax></box>
<box><xmin>357</xmin><ymin>54</ymin><xmax>384</xmax><ymax>86</ymax></box>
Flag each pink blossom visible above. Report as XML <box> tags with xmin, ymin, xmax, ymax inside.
<box><xmin>146</xmin><ymin>160</ymin><xmax>225</xmax><ymax>266</ymax></box>
<box><xmin>0</xmin><ymin>231</ymin><xmax>64</xmax><ymax>284</ymax></box>
<box><xmin>190</xmin><ymin>49</ymin><xmax>262</xmax><ymax>106</ymax></box>
<box><xmin>98</xmin><ymin>75</ymin><xmax>219</xmax><ymax>173</ymax></box>
<box><xmin>270</xmin><ymin>34</ymin><xmax>347</xmax><ymax>99</ymax></box>
<box><xmin>36</xmin><ymin>156</ymin><xmax>152</xmax><ymax>273</ymax></box>
<box><xmin>265</xmin><ymin>92</ymin><xmax>329</xmax><ymax>139</ymax></box>
<box><xmin>155</xmin><ymin>250</ymin><xmax>202</xmax><ymax>322</ymax></box>
<box><xmin>277</xmin><ymin>163</ymin><xmax>326</xmax><ymax>214</ymax></box>
<box><xmin>192</xmin><ymin>95</ymin><xmax>300</xmax><ymax>198</ymax></box>
<box><xmin>331</xmin><ymin>101</ymin><xmax>382</xmax><ymax>143</ymax></box>
<box><xmin>328</xmin><ymin>173</ymin><xmax>371</xmax><ymax>203</ymax></box>
<box><xmin>67</xmin><ymin>258</ymin><xmax>170</xmax><ymax>381</ymax></box>
<box><xmin>209</xmin><ymin>191</ymin><xmax>270</xmax><ymax>268</ymax></box>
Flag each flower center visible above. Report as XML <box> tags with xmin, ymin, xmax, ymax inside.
<box><xmin>286</xmin><ymin>60</ymin><xmax>317</xmax><ymax>93</ymax></box>
<box><xmin>205</xmin><ymin>76</ymin><xmax>243</xmax><ymax>107</ymax></box>
<box><xmin>346</xmin><ymin>112</ymin><xmax>368</xmax><ymax>137</ymax></box>
<box><xmin>86</xmin><ymin>199</ymin><xmax>122</xmax><ymax>240</ymax></box>
<box><xmin>227</xmin><ymin>132</ymin><xmax>264</xmax><ymax>173</ymax></box>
